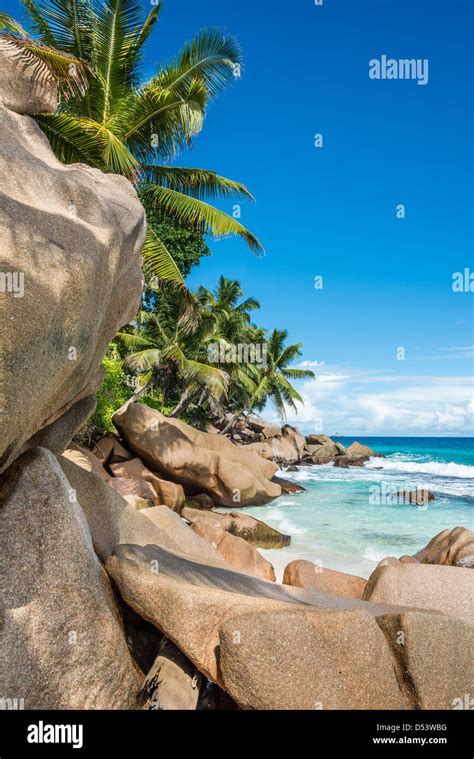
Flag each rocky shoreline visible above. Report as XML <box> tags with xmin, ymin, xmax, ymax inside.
<box><xmin>1</xmin><ymin>57</ymin><xmax>473</xmax><ymax>711</ymax></box>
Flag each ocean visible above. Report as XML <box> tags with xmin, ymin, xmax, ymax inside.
<box><xmin>230</xmin><ymin>437</ymin><xmax>474</xmax><ymax>582</ymax></box>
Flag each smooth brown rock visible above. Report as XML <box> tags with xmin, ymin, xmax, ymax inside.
<box><xmin>104</xmin><ymin>542</ymin><xmax>422</xmax><ymax>687</ymax></box>
<box><xmin>93</xmin><ymin>435</ymin><xmax>134</xmax><ymax>466</ymax></box>
<box><xmin>110</xmin><ymin>458</ymin><xmax>185</xmax><ymax>512</ymax></box>
<box><xmin>60</xmin><ymin>455</ymin><xmax>226</xmax><ymax>568</ymax></box>
<box><xmin>0</xmin><ymin>94</ymin><xmax>145</xmax><ymax>472</ymax></box>
<box><xmin>218</xmin><ymin>609</ymin><xmax>406</xmax><ymax>710</ymax></box>
<box><xmin>308</xmin><ymin>446</ymin><xmax>335</xmax><ymax>465</ymax></box>
<box><xmin>63</xmin><ymin>442</ymin><xmax>110</xmax><ymax>481</ymax></box>
<box><xmin>0</xmin><ymin>448</ymin><xmax>142</xmax><ymax>709</ymax></box>
<box><xmin>272</xmin><ymin>475</ymin><xmax>306</xmax><ymax>494</ymax></box>
<box><xmin>333</xmin><ymin>455</ymin><xmax>369</xmax><ymax>468</ymax></box>
<box><xmin>182</xmin><ymin>507</ymin><xmax>291</xmax><ymax>548</ymax></box>
<box><xmin>142</xmin><ymin>638</ymin><xmax>201</xmax><ymax>710</ymax></box>
<box><xmin>283</xmin><ymin>561</ymin><xmax>367</xmax><ymax>600</ymax></box>
<box><xmin>376</xmin><ymin>611</ymin><xmax>474</xmax><ymax>709</ymax></box>
<box><xmin>191</xmin><ymin>520</ymin><xmax>276</xmax><ymax>581</ymax></box>
<box><xmin>363</xmin><ymin>563</ymin><xmax>474</xmax><ymax>626</ymax></box>
<box><xmin>108</xmin><ymin>476</ymin><xmax>158</xmax><ymax>503</ymax></box>
<box><xmin>141</xmin><ymin>506</ymin><xmax>227</xmax><ymax>567</ymax></box>
<box><xmin>396</xmin><ymin>489</ymin><xmax>435</xmax><ymax>505</ymax></box>
<box><xmin>305</xmin><ymin>434</ymin><xmax>334</xmax><ymax>446</ymax></box>
<box><xmin>347</xmin><ymin>441</ymin><xmax>382</xmax><ymax>458</ymax></box>
<box><xmin>184</xmin><ymin>493</ymin><xmax>215</xmax><ymax>511</ymax></box>
<box><xmin>113</xmin><ymin>404</ymin><xmax>281</xmax><ymax>507</ymax></box>
<box><xmin>414</xmin><ymin>527</ymin><xmax>474</xmax><ymax>568</ymax></box>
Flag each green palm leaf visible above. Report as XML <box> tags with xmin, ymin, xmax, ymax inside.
<box><xmin>142</xmin><ymin>184</ymin><xmax>264</xmax><ymax>253</ymax></box>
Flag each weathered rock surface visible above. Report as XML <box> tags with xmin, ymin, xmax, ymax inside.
<box><xmin>347</xmin><ymin>441</ymin><xmax>383</xmax><ymax>458</ymax></box>
<box><xmin>0</xmin><ymin>57</ymin><xmax>145</xmax><ymax>472</ymax></box>
<box><xmin>396</xmin><ymin>489</ymin><xmax>435</xmax><ymax>505</ymax></box>
<box><xmin>218</xmin><ymin>608</ymin><xmax>406</xmax><ymax>710</ymax></box>
<box><xmin>110</xmin><ymin>458</ymin><xmax>185</xmax><ymax>512</ymax></box>
<box><xmin>0</xmin><ymin>448</ymin><xmax>142</xmax><ymax>709</ymax></box>
<box><xmin>333</xmin><ymin>455</ymin><xmax>369</xmax><ymax>468</ymax></box>
<box><xmin>60</xmin><ymin>455</ymin><xmax>226</xmax><ymax>568</ymax></box>
<box><xmin>182</xmin><ymin>506</ymin><xmax>291</xmax><ymax>548</ymax></box>
<box><xmin>376</xmin><ymin>611</ymin><xmax>474</xmax><ymax>710</ymax></box>
<box><xmin>184</xmin><ymin>493</ymin><xmax>215</xmax><ymax>510</ymax></box>
<box><xmin>191</xmin><ymin>520</ymin><xmax>276</xmax><ymax>581</ymax></box>
<box><xmin>363</xmin><ymin>563</ymin><xmax>474</xmax><ymax>626</ymax></box>
<box><xmin>93</xmin><ymin>434</ymin><xmax>134</xmax><ymax>466</ymax></box>
<box><xmin>141</xmin><ymin>505</ymin><xmax>227</xmax><ymax>567</ymax></box>
<box><xmin>113</xmin><ymin>404</ymin><xmax>281</xmax><ymax>507</ymax></box>
<box><xmin>283</xmin><ymin>561</ymin><xmax>367</xmax><ymax>600</ymax></box>
<box><xmin>142</xmin><ymin>638</ymin><xmax>201</xmax><ymax>710</ymax></box>
<box><xmin>105</xmin><ymin>543</ymin><xmax>414</xmax><ymax>688</ymax></box>
<box><xmin>63</xmin><ymin>442</ymin><xmax>110</xmax><ymax>481</ymax></box>
<box><xmin>413</xmin><ymin>527</ymin><xmax>474</xmax><ymax>568</ymax></box>
<box><xmin>108</xmin><ymin>476</ymin><xmax>158</xmax><ymax>503</ymax></box>
<box><xmin>272</xmin><ymin>475</ymin><xmax>306</xmax><ymax>494</ymax></box>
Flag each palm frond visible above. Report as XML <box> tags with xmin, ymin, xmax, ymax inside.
<box><xmin>142</xmin><ymin>166</ymin><xmax>254</xmax><ymax>201</ymax></box>
<box><xmin>142</xmin><ymin>184</ymin><xmax>264</xmax><ymax>253</ymax></box>
<box><xmin>0</xmin><ymin>13</ymin><xmax>27</xmax><ymax>35</ymax></box>
<box><xmin>0</xmin><ymin>33</ymin><xmax>90</xmax><ymax>98</ymax></box>
<box><xmin>142</xmin><ymin>226</ymin><xmax>185</xmax><ymax>286</ymax></box>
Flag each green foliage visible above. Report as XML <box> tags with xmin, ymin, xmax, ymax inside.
<box><xmin>144</xmin><ymin>204</ymin><xmax>211</xmax><ymax>279</ymax></box>
<box><xmin>9</xmin><ymin>0</ymin><xmax>263</xmax><ymax>288</ymax></box>
<box><xmin>92</xmin><ymin>349</ymin><xmax>133</xmax><ymax>432</ymax></box>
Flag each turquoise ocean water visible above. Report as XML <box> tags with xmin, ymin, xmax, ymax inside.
<box><xmin>229</xmin><ymin>437</ymin><xmax>474</xmax><ymax>581</ymax></box>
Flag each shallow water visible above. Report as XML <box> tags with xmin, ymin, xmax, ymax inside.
<box><xmin>220</xmin><ymin>437</ymin><xmax>474</xmax><ymax>581</ymax></box>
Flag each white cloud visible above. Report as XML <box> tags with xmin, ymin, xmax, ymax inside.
<box><xmin>268</xmin><ymin>362</ymin><xmax>474</xmax><ymax>435</ymax></box>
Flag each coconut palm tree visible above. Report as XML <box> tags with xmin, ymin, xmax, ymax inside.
<box><xmin>247</xmin><ymin>329</ymin><xmax>315</xmax><ymax>421</ymax></box>
<box><xmin>116</xmin><ymin>288</ymin><xmax>228</xmax><ymax>414</ymax></box>
<box><xmin>1</xmin><ymin>0</ymin><xmax>263</xmax><ymax>285</ymax></box>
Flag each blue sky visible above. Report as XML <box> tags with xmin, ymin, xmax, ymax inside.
<box><xmin>5</xmin><ymin>0</ymin><xmax>473</xmax><ymax>434</ymax></box>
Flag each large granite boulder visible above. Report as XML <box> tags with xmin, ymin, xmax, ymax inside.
<box><xmin>182</xmin><ymin>506</ymin><xmax>291</xmax><ymax>548</ymax></box>
<box><xmin>113</xmin><ymin>403</ymin><xmax>281</xmax><ymax>507</ymax></box>
<box><xmin>0</xmin><ymin>47</ymin><xmax>145</xmax><ymax>472</ymax></box>
<box><xmin>0</xmin><ymin>448</ymin><xmax>142</xmax><ymax>709</ymax></box>
<box><xmin>110</xmin><ymin>458</ymin><xmax>185</xmax><ymax>512</ymax></box>
<box><xmin>283</xmin><ymin>561</ymin><xmax>367</xmax><ymax>600</ymax></box>
<box><xmin>218</xmin><ymin>608</ymin><xmax>406</xmax><ymax>710</ymax></box>
<box><xmin>191</xmin><ymin>520</ymin><xmax>276</xmax><ymax>581</ymax></box>
<box><xmin>363</xmin><ymin>563</ymin><xmax>474</xmax><ymax>626</ymax></box>
<box><xmin>376</xmin><ymin>611</ymin><xmax>474</xmax><ymax>710</ymax></box>
<box><xmin>346</xmin><ymin>441</ymin><xmax>383</xmax><ymax>458</ymax></box>
<box><xmin>413</xmin><ymin>527</ymin><xmax>474</xmax><ymax>568</ymax></box>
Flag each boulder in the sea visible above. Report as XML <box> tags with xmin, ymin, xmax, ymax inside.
<box><xmin>110</xmin><ymin>458</ymin><xmax>185</xmax><ymax>513</ymax></box>
<box><xmin>0</xmin><ymin>447</ymin><xmax>142</xmax><ymax>709</ymax></box>
<box><xmin>113</xmin><ymin>403</ymin><xmax>281</xmax><ymax>507</ymax></box>
<box><xmin>363</xmin><ymin>563</ymin><xmax>474</xmax><ymax>626</ymax></box>
<box><xmin>0</xmin><ymin>56</ymin><xmax>145</xmax><ymax>472</ymax></box>
<box><xmin>283</xmin><ymin>561</ymin><xmax>367</xmax><ymax>600</ymax></box>
<box><xmin>307</xmin><ymin>446</ymin><xmax>336</xmax><ymax>465</ymax></box>
<box><xmin>396</xmin><ymin>489</ymin><xmax>435</xmax><ymax>505</ymax></box>
<box><xmin>413</xmin><ymin>527</ymin><xmax>474</xmax><ymax>568</ymax></box>
<box><xmin>346</xmin><ymin>442</ymin><xmax>383</xmax><ymax>458</ymax></box>
<box><xmin>272</xmin><ymin>475</ymin><xmax>306</xmax><ymax>494</ymax></box>
<box><xmin>333</xmin><ymin>455</ymin><xmax>369</xmax><ymax>468</ymax></box>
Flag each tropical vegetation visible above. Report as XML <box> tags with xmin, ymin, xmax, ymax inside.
<box><xmin>1</xmin><ymin>2</ymin><xmax>314</xmax><ymax>435</ymax></box>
